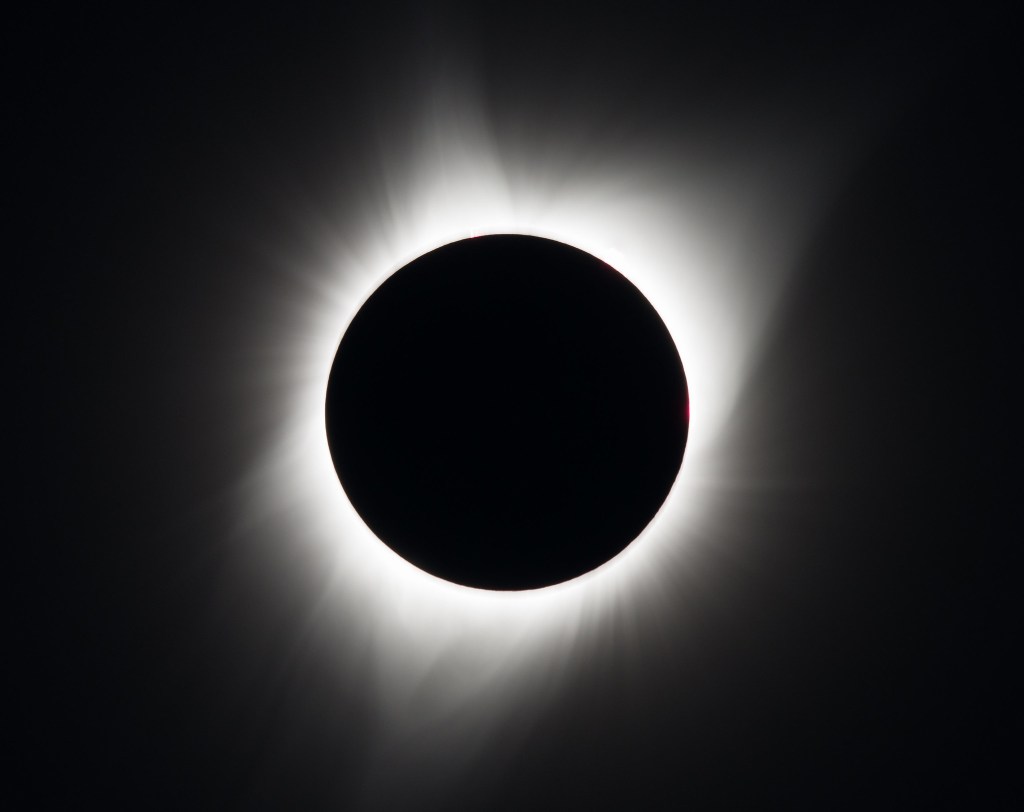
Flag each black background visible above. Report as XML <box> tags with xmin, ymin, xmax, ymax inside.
<box><xmin>15</xmin><ymin>3</ymin><xmax>1018</xmax><ymax>809</ymax></box>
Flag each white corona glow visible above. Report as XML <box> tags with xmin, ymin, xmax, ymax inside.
<box><xmin>233</xmin><ymin>74</ymin><xmax>853</xmax><ymax>788</ymax></box>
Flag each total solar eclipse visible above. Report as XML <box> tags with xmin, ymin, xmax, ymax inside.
<box><xmin>326</xmin><ymin>235</ymin><xmax>688</xmax><ymax>590</ymax></box>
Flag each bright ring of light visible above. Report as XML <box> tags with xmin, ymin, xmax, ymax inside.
<box><xmin>233</xmin><ymin>79</ymin><xmax>814</xmax><ymax>780</ymax></box>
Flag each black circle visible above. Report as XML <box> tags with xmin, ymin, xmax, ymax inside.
<box><xmin>326</xmin><ymin>235</ymin><xmax>688</xmax><ymax>590</ymax></box>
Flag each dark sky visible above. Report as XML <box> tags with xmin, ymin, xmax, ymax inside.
<box><xmin>16</xmin><ymin>3</ymin><xmax>1018</xmax><ymax>809</ymax></box>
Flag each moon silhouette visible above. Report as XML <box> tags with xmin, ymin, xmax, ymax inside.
<box><xmin>326</xmin><ymin>235</ymin><xmax>688</xmax><ymax>590</ymax></box>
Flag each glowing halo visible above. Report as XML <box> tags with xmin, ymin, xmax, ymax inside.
<box><xmin>230</xmin><ymin>74</ymin><xmax>843</xmax><ymax>792</ymax></box>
